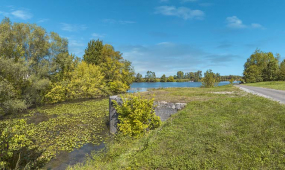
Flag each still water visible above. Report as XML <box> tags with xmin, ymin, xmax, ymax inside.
<box><xmin>46</xmin><ymin>81</ymin><xmax>236</xmax><ymax>169</ymax></box>
<box><xmin>128</xmin><ymin>81</ymin><xmax>235</xmax><ymax>93</ymax></box>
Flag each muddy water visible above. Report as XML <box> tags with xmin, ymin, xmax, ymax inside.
<box><xmin>44</xmin><ymin>142</ymin><xmax>105</xmax><ymax>170</ymax></box>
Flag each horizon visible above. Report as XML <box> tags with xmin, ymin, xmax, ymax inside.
<box><xmin>1</xmin><ymin>0</ymin><xmax>285</xmax><ymax>77</ymax></box>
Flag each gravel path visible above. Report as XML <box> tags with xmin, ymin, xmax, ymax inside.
<box><xmin>235</xmin><ymin>85</ymin><xmax>285</xmax><ymax>104</ymax></box>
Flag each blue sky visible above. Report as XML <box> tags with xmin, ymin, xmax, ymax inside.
<box><xmin>1</xmin><ymin>0</ymin><xmax>285</xmax><ymax>77</ymax></box>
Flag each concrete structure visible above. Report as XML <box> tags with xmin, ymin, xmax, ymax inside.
<box><xmin>109</xmin><ymin>96</ymin><xmax>186</xmax><ymax>134</ymax></box>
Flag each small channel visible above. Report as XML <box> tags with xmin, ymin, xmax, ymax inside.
<box><xmin>45</xmin><ymin>142</ymin><xmax>105</xmax><ymax>170</ymax></box>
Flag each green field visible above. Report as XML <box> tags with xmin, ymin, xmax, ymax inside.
<box><xmin>69</xmin><ymin>85</ymin><xmax>285</xmax><ymax>169</ymax></box>
<box><xmin>245</xmin><ymin>81</ymin><xmax>285</xmax><ymax>91</ymax></box>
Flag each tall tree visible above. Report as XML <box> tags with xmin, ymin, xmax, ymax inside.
<box><xmin>177</xmin><ymin>71</ymin><xmax>184</xmax><ymax>79</ymax></box>
<box><xmin>83</xmin><ymin>39</ymin><xmax>103</xmax><ymax>65</ymax></box>
<box><xmin>243</xmin><ymin>50</ymin><xmax>279</xmax><ymax>83</ymax></box>
<box><xmin>135</xmin><ymin>73</ymin><xmax>143</xmax><ymax>82</ymax></box>
<box><xmin>160</xmin><ymin>74</ymin><xmax>167</xmax><ymax>82</ymax></box>
<box><xmin>145</xmin><ymin>71</ymin><xmax>156</xmax><ymax>82</ymax></box>
<box><xmin>280</xmin><ymin>59</ymin><xmax>285</xmax><ymax>80</ymax></box>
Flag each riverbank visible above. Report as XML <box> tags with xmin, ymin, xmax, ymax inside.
<box><xmin>69</xmin><ymin>85</ymin><xmax>285</xmax><ymax>169</ymax></box>
<box><xmin>245</xmin><ymin>81</ymin><xmax>285</xmax><ymax>91</ymax></box>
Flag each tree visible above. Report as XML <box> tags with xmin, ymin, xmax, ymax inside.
<box><xmin>280</xmin><ymin>59</ymin><xmax>285</xmax><ymax>80</ymax></box>
<box><xmin>263</xmin><ymin>60</ymin><xmax>279</xmax><ymax>81</ymax></box>
<box><xmin>243</xmin><ymin>49</ymin><xmax>279</xmax><ymax>83</ymax></box>
<box><xmin>177</xmin><ymin>71</ymin><xmax>184</xmax><ymax>79</ymax></box>
<box><xmin>201</xmin><ymin>69</ymin><xmax>217</xmax><ymax>88</ymax></box>
<box><xmin>243</xmin><ymin>65</ymin><xmax>263</xmax><ymax>83</ymax></box>
<box><xmin>83</xmin><ymin>39</ymin><xmax>103</xmax><ymax>65</ymax></box>
<box><xmin>190</xmin><ymin>72</ymin><xmax>195</xmax><ymax>81</ymax></box>
<box><xmin>167</xmin><ymin>76</ymin><xmax>174</xmax><ymax>82</ymax></box>
<box><xmin>135</xmin><ymin>73</ymin><xmax>143</xmax><ymax>82</ymax></box>
<box><xmin>160</xmin><ymin>74</ymin><xmax>167</xmax><ymax>82</ymax></box>
<box><xmin>145</xmin><ymin>71</ymin><xmax>156</xmax><ymax>82</ymax></box>
<box><xmin>45</xmin><ymin>62</ymin><xmax>106</xmax><ymax>103</ymax></box>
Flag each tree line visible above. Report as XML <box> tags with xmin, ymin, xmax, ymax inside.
<box><xmin>243</xmin><ymin>49</ymin><xmax>285</xmax><ymax>83</ymax></box>
<box><xmin>134</xmin><ymin>70</ymin><xmax>241</xmax><ymax>83</ymax></box>
<box><xmin>0</xmin><ymin>18</ymin><xmax>134</xmax><ymax>115</ymax></box>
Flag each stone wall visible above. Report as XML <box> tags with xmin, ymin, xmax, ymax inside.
<box><xmin>109</xmin><ymin>96</ymin><xmax>186</xmax><ymax>134</ymax></box>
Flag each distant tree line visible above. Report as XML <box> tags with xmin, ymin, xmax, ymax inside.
<box><xmin>243</xmin><ymin>49</ymin><xmax>285</xmax><ymax>83</ymax></box>
<box><xmin>134</xmin><ymin>70</ymin><xmax>241</xmax><ymax>83</ymax></box>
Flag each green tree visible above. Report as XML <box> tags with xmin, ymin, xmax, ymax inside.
<box><xmin>243</xmin><ymin>65</ymin><xmax>263</xmax><ymax>83</ymax></box>
<box><xmin>177</xmin><ymin>71</ymin><xmax>184</xmax><ymax>79</ymax></box>
<box><xmin>243</xmin><ymin>49</ymin><xmax>279</xmax><ymax>83</ymax></box>
<box><xmin>280</xmin><ymin>59</ymin><xmax>285</xmax><ymax>80</ymax></box>
<box><xmin>135</xmin><ymin>73</ymin><xmax>143</xmax><ymax>82</ymax></box>
<box><xmin>202</xmin><ymin>69</ymin><xmax>216</xmax><ymax>88</ymax></box>
<box><xmin>167</xmin><ymin>76</ymin><xmax>174</xmax><ymax>82</ymax></box>
<box><xmin>160</xmin><ymin>74</ymin><xmax>167</xmax><ymax>82</ymax></box>
<box><xmin>83</xmin><ymin>39</ymin><xmax>103</xmax><ymax>65</ymax></box>
<box><xmin>145</xmin><ymin>71</ymin><xmax>156</xmax><ymax>82</ymax></box>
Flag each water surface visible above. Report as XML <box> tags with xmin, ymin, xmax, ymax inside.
<box><xmin>128</xmin><ymin>81</ymin><xmax>236</xmax><ymax>93</ymax></box>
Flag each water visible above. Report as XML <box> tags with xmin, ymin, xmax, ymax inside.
<box><xmin>128</xmin><ymin>81</ymin><xmax>237</xmax><ymax>93</ymax></box>
<box><xmin>45</xmin><ymin>142</ymin><xmax>105</xmax><ymax>170</ymax></box>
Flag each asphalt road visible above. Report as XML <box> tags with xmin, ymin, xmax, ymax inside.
<box><xmin>236</xmin><ymin>85</ymin><xmax>285</xmax><ymax>104</ymax></box>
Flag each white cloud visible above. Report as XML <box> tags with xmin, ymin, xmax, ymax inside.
<box><xmin>92</xmin><ymin>33</ymin><xmax>105</xmax><ymax>38</ymax></box>
<box><xmin>60</xmin><ymin>23</ymin><xmax>87</xmax><ymax>32</ymax></box>
<box><xmin>226</xmin><ymin>16</ymin><xmax>264</xmax><ymax>29</ymax></box>
<box><xmin>67</xmin><ymin>38</ymin><xmax>85</xmax><ymax>57</ymax></box>
<box><xmin>11</xmin><ymin>10</ymin><xmax>32</xmax><ymax>20</ymax></box>
<box><xmin>103</xmin><ymin>19</ymin><xmax>136</xmax><ymax>24</ymax></box>
<box><xmin>251</xmin><ymin>23</ymin><xmax>264</xmax><ymax>29</ymax></box>
<box><xmin>38</xmin><ymin>19</ymin><xmax>49</xmax><ymax>23</ymax></box>
<box><xmin>155</xmin><ymin>6</ymin><xmax>204</xmax><ymax>20</ymax></box>
<box><xmin>0</xmin><ymin>9</ymin><xmax>32</xmax><ymax>20</ymax></box>
<box><xmin>226</xmin><ymin>16</ymin><xmax>246</xmax><ymax>29</ymax></box>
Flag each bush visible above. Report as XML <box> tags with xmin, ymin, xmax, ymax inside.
<box><xmin>201</xmin><ymin>69</ymin><xmax>217</xmax><ymax>88</ymax></box>
<box><xmin>167</xmin><ymin>76</ymin><xmax>174</xmax><ymax>82</ymax></box>
<box><xmin>114</xmin><ymin>95</ymin><xmax>161</xmax><ymax>137</ymax></box>
<box><xmin>229</xmin><ymin>78</ymin><xmax>234</xmax><ymax>85</ymax></box>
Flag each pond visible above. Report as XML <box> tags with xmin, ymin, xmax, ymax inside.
<box><xmin>128</xmin><ymin>81</ymin><xmax>238</xmax><ymax>93</ymax></box>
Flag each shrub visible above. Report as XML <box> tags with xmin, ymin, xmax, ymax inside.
<box><xmin>229</xmin><ymin>78</ymin><xmax>234</xmax><ymax>85</ymax></box>
<box><xmin>201</xmin><ymin>69</ymin><xmax>217</xmax><ymax>88</ymax></box>
<box><xmin>114</xmin><ymin>95</ymin><xmax>161</xmax><ymax>137</ymax></box>
<box><xmin>167</xmin><ymin>76</ymin><xmax>174</xmax><ymax>82</ymax></box>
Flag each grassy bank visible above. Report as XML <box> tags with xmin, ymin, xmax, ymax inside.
<box><xmin>245</xmin><ymin>81</ymin><xmax>285</xmax><ymax>91</ymax></box>
<box><xmin>69</xmin><ymin>85</ymin><xmax>285</xmax><ymax>169</ymax></box>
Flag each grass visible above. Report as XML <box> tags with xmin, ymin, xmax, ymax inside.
<box><xmin>69</xmin><ymin>85</ymin><xmax>285</xmax><ymax>169</ymax></box>
<box><xmin>245</xmin><ymin>81</ymin><xmax>285</xmax><ymax>91</ymax></box>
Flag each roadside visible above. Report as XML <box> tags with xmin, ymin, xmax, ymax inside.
<box><xmin>244</xmin><ymin>81</ymin><xmax>285</xmax><ymax>91</ymax></box>
<box><xmin>236</xmin><ymin>84</ymin><xmax>285</xmax><ymax>104</ymax></box>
